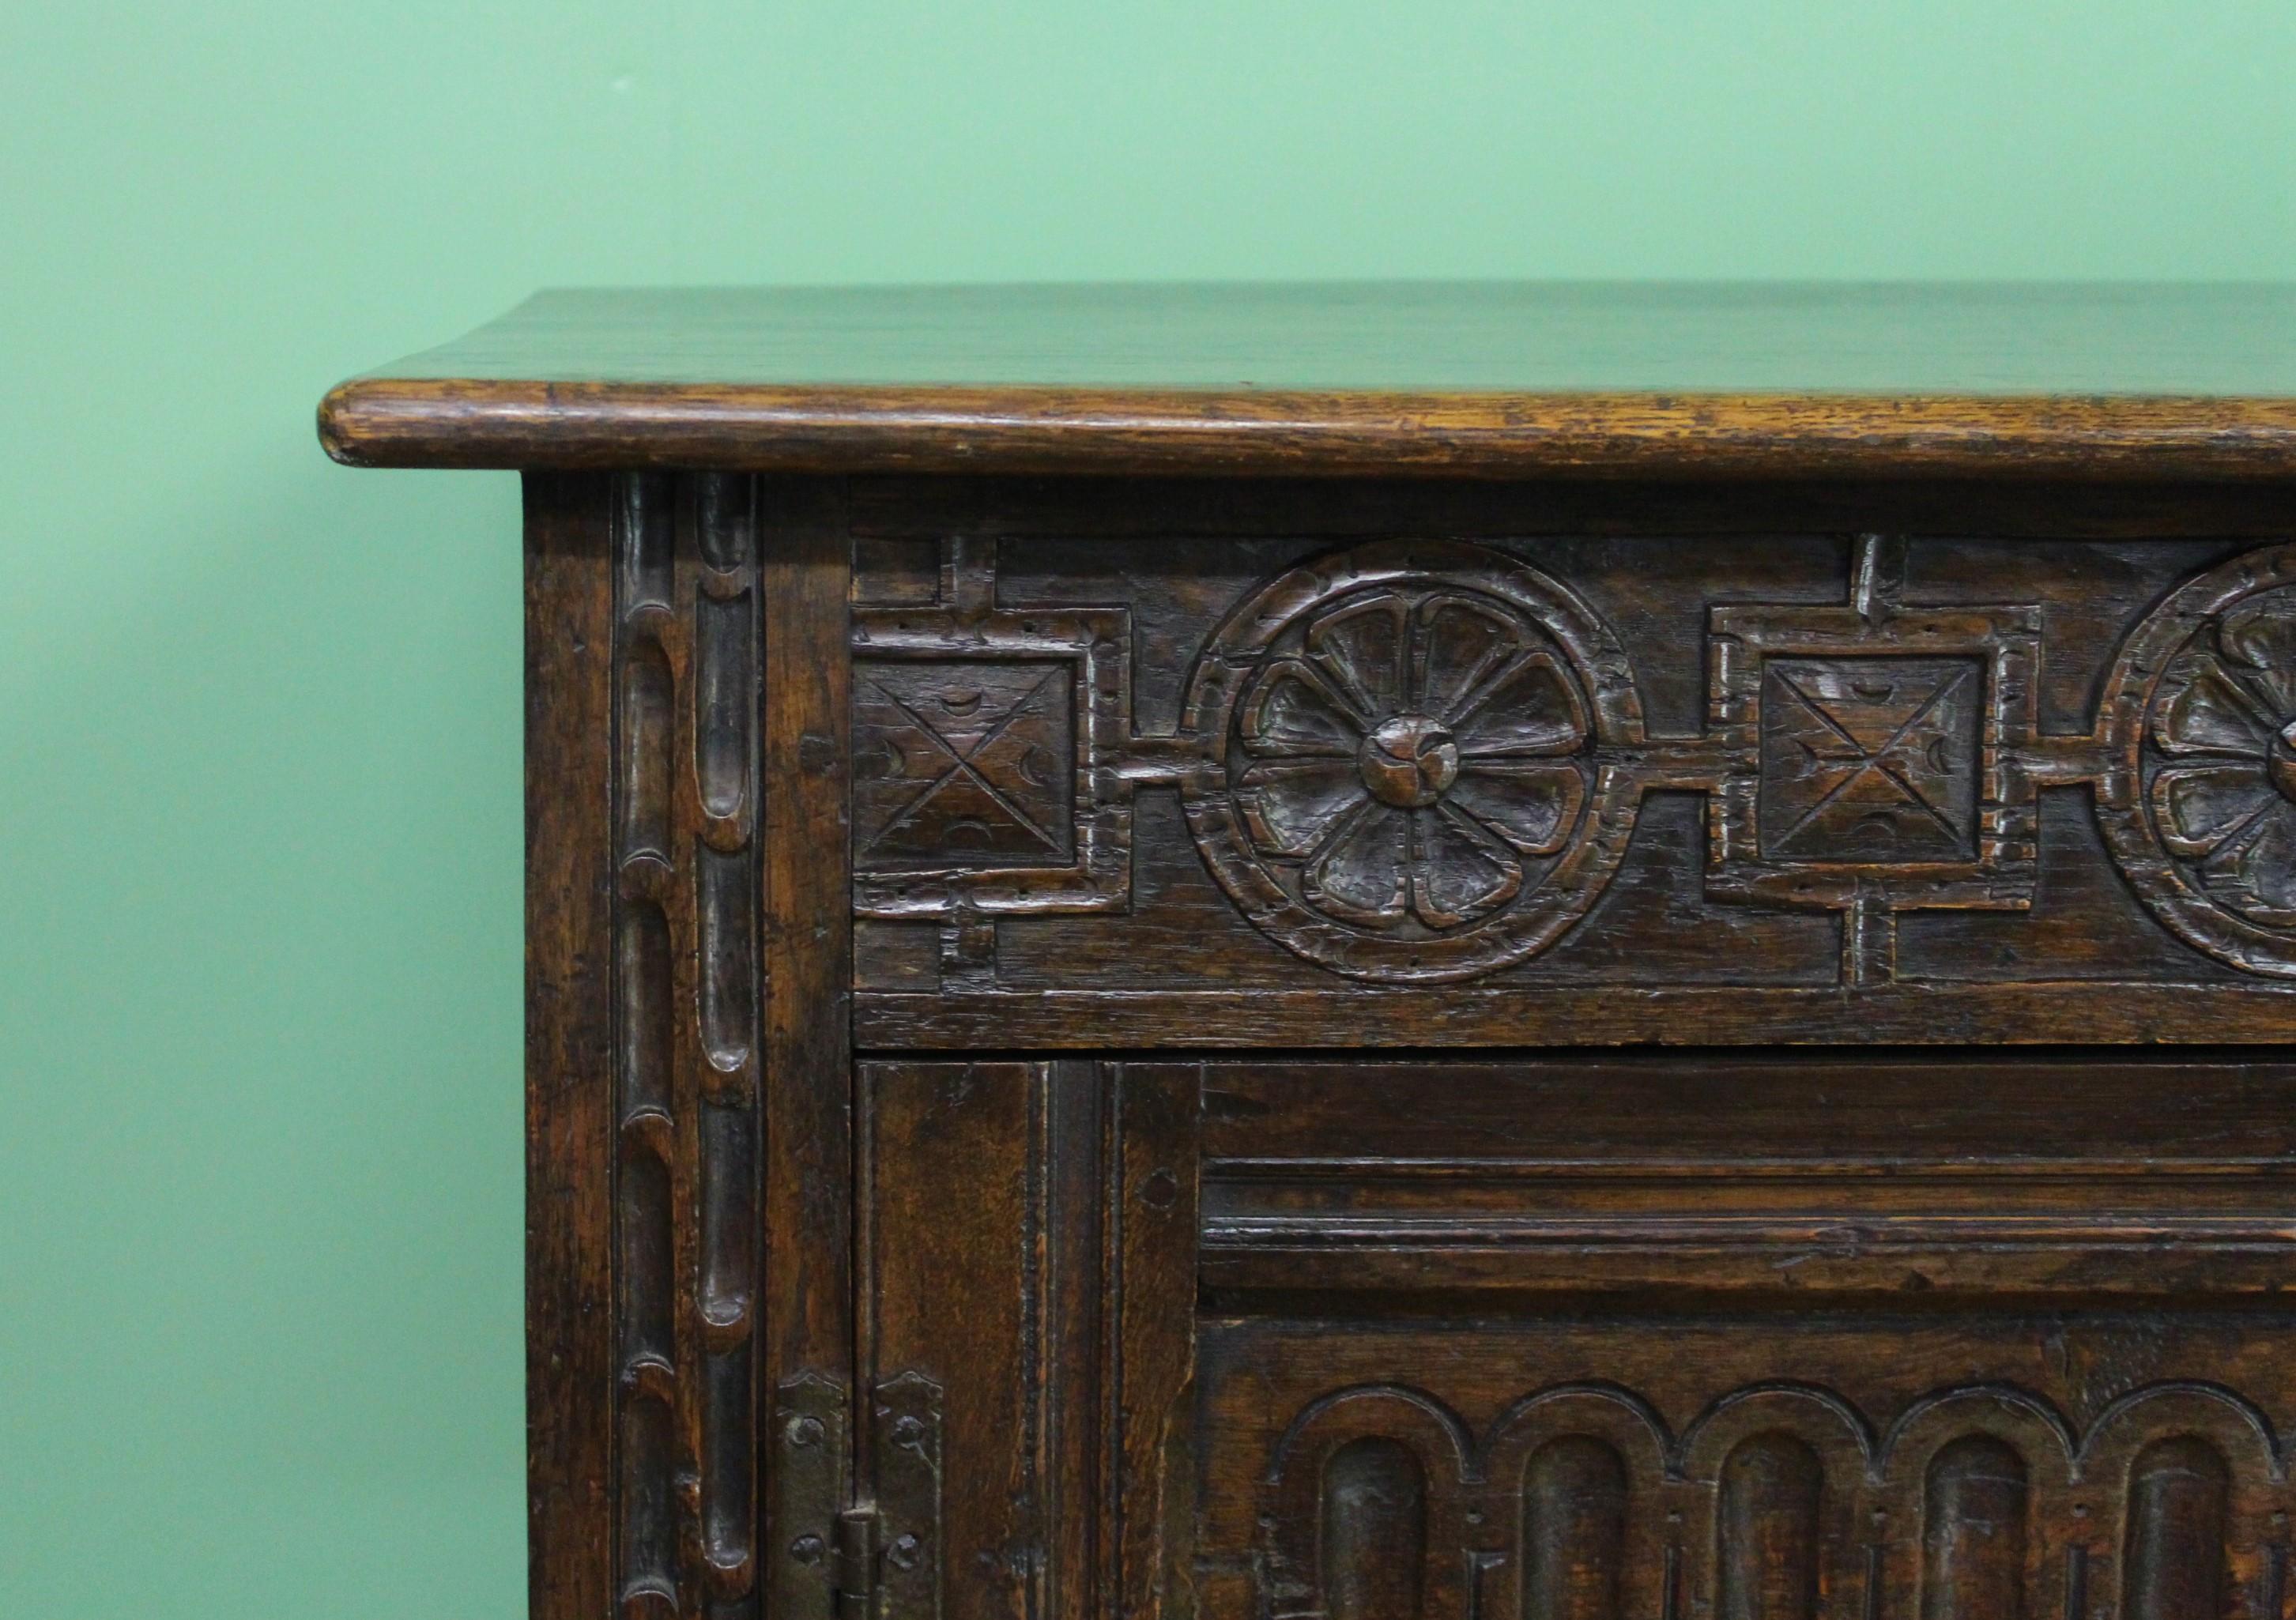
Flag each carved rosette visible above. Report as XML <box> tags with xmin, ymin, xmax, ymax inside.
<box><xmin>1181</xmin><ymin>541</ymin><xmax>1643</xmax><ymax>981</ymax></box>
<box><xmin>2099</xmin><ymin>542</ymin><xmax>2296</xmax><ymax>977</ymax></box>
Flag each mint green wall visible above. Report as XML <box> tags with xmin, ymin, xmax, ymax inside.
<box><xmin>4</xmin><ymin>5</ymin><xmax>2293</xmax><ymax>1614</ymax></box>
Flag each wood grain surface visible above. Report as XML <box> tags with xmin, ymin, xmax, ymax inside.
<box><xmin>521</xmin><ymin>473</ymin><xmax>617</xmax><ymax>1620</ymax></box>
<box><xmin>465</xmin><ymin>371</ymin><xmax>2296</xmax><ymax>1620</ymax></box>
<box><xmin>320</xmin><ymin>283</ymin><xmax>2296</xmax><ymax>477</ymax></box>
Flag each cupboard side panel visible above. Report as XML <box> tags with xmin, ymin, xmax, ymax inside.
<box><xmin>525</xmin><ymin>470</ymin><xmax>619</xmax><ymax>1620</ymax></box>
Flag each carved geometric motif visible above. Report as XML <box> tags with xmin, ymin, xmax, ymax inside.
<box><xmin>854</xmin><ymin>660</ymin><xmax>1074</xmax><ymax>869</ymax></box>
<box><xmin>1232</xmin><ymin>586</ymin><xmax>1592</xmax><ymax>929</ymax></box>
<box><xmin>850</xmin><ymin>537</ymin><xmax>1131</xmax><ymax>928</ymax></box>
<box><xmin>1708</xmin><ymin>537</ymin><xmax>2042</xmax><ymax>983</ymax></box>
<box><xmin>851</xmin><ymin>533</ymin><xmax>2296</xmax><ymax>990</ymax></box>
<box><xmin>1758</xmin><ymin>657</ymin><xmax>1982</xmax><ymax>863</ymax></box>
<box><xmin>1179</xmin><ymin>539</ymin><xmax>1648</xmax><ymax>983</ymax></box>
<box><xmin>2097</xmin><ymin>541</ymin><xmax>2296</xmax><ymax>978</ymax></box>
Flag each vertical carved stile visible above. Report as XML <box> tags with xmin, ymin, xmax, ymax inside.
<box><xmin>1920</xmin><ymin>1437</ymin><xmax>2028</xmax><ymax>1620</ymax></box>
<box><xmin>1321</xmin><ymin>1437</ymin><xmax>1429</xmax><ymax>1620</ymax></box>
<box><xmin>1716</xmin><ymin>1434</ymin><xmax>1823</xmax><ymax>1620</ymax></box>
<box><xmin>2123</xmin><ymin>1437</ymin><xmax>2232</xmax><ymax>1620</ymax></box>
<box><xmin>692</xmin><ymin>474</ymin><xmax>762</xmax><ymax>1619</ymax></box>
<box><xmin>762</xmin><ymin>480</ymin><xmax>856</xmax><ymax>1620</ymax></box>
<box><xmin>615</xmin><ymin>471</ymin><xmax>681</xmax><ymax>1620</ymax></box>
<box><xmin>1521</xmin><ymin>1437</ymin><xmax>1629</xmax><ymax>1620</ymax></box>
<box><xmin>615</xmin><ymin>472</ymin><xmax>764</xmax><ymax>1620</ymax></box>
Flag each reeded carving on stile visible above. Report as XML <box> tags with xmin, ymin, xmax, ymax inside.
<box><xmin>613</xmin><ymin>473</ymin><xmax>763</xmax><ymax>1620</ymax></box>
<box><xmin>1181</xmin><ymin>540</ymin><xmax>1646</xmax><ymax>982</ymax></box>
<box><xmin>1257</xmin><ymin>1380</ymin><xmax>2289</xmax><ymax>1620</ymax></box>
<box><xmin>2098</xmin><ymin>542</ymin><xmax>2296</xmax><ymax>978</ymax></box>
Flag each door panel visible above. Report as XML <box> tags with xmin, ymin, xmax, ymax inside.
<box><xmin>861</xmin><ymin>1054</ymin><xmax>2296</xmax><ymax>1620</ymax></box>
<box><xmin>1197</xmin><ymin>1313</ymin><xmax>2294</xmax><ymax>1620</ymax></box>
<box><xmin>1186</xmin><ymin>1055</ymin><xmax>2296</xmax><ymax>1620</ymax></box>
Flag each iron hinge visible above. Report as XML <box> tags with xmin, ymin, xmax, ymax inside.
<box><xmin>774</xmin><ymin>1372</ymin><xmax>944</xmax><ymax>1620</ymax></box>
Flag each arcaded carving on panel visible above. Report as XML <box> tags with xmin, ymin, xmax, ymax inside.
<box><xmin>1256</xmin><ymin>1380</ymin><xmax>2287</xmax><ymax>1620</ymax></box>
<box><xmin>1179</xmin><ymin>540</ymin><xmax>1646</xmax><ymax>983</ymax></box>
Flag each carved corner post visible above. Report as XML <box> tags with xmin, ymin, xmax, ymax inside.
<box><xmin>522</xmin><ymin>472</ymin><xmax>855</xmax><ymax>1620</ymax></box>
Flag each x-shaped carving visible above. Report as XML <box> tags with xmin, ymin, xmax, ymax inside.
<box><xmin>1770</xmin><ymin>665</ymin><xmax>1972</xmax><ymax>849</ymax></box>
<box><xmin>862</xmin><ymin>668</ymin><xmax>1065</xmax><ymax>857</ymax></box>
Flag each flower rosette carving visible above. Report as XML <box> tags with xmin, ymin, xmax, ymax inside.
<box><xmin>2150</xmin><ymin>586</ymin><xmax>2296</xmax><ymax>922</ymax></box>
<box><xmin>2098</xmin><ymin>543</ymin><xmax>2296</xmax><ymax>977</ymax></box>
<box><xmin>1236</xmin><ymin>592</ymin><xmax>1589</xmax><ymax>928</ymax></box>
<box><xmin>1182</xmin><ymin>541</ymin><xmax>1644</xmax><ymax>981</ymax></box>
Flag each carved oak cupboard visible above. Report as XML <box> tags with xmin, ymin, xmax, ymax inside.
<box><xmin>322</xmin><ymin>284</ymin><xmax>2296</xmax><ymax>1620</ymax></box>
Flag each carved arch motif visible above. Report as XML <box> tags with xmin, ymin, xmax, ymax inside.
<box><xmin>1260</xmin><ymin>1380</ymin><xmax>2291</xmax><ymax>1620</ymax></box>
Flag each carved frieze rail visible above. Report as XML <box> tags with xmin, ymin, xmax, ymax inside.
<box><xmin>853</xmin><ymin>533</ymin><xmax>2296</xmax><ymax>998</ymax></box>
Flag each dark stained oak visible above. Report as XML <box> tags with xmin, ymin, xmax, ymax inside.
<box><xmin>321</xmin><ymin>282</ymin><xmax>2296</xmax><ymax>478</ymax></box>
<box><xmin>337</xmin><ymin>285</ymin><xmax>2296</xmax><ymax>1620</ymax></box>
<box><xmin>522</xmin><ymin>474</ymin><xmax>617</xmax><ymax>1620</ymax></box>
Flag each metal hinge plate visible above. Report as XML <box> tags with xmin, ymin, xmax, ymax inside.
<box><xmin>773</xmin><ymin>1372</ymin><xmax>944</xmax><ymax>1620</ymax></box>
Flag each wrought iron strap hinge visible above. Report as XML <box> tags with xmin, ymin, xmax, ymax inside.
<box><xmin>866</xmin><ymin>1372</ymin><xmax>944</xmax><ymax>1620</ymax></box>
<box><xmin>773</xmin><ymin>1372</ymin><xmax>944</xmax><ymax>1620</ymax></box>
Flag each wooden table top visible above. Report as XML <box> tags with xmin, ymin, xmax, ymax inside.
<box><xmin>320</xmin><ymin>282</ymin><xmax>2296</xmax><ymax>478</ymax></box>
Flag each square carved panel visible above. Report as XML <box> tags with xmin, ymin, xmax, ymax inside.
<box><xmin>849</xmin><ymin>538</ymin><xmax>1132</xmax><ymax>925</ymax></box>
<box><xmin>854</xmin><ymin>658</ymin><xmax>1076</xmax><ymax>870</ymax></box>
<box><xmin>1708</xmin><ymin>580</ymin><xmax>2040</xmax><ymax>921</ymax></box>
<box><xmin>1757</xmin><ymin>655</ymin><xmax>1983</xmax><ymax>864</ymax></box>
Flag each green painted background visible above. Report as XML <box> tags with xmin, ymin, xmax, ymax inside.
<box><xmin>5</xmin><ymin>4</ymin><xmax>2294</xmax><ymax>1614</ymax></box>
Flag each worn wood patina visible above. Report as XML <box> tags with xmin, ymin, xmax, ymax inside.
<box><xmin>327</xmin><ymin>283</ymin><xmax>2296</xmax><ymax>1620</ymax></box>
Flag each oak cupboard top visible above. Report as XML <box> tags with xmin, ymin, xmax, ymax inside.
<box><xmin>319</xmin><ymin>281</ymin><xmax>2296</xmax><ymax>479</ymax></box>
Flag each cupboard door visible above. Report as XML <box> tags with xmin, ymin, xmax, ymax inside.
<box><xmin>857</xmin><ymin>1053</ymin><xmax>2296</xmax><ymax>1620</ymax></box>
<box><xmin>1186</xmin><ymin>1055</ymin><xmax>2296</xmax><ymax>1620</ymax></box>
